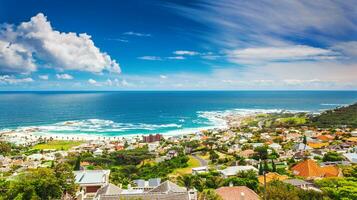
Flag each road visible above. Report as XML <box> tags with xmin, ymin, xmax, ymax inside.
<box><xmin>192</xmin><ymin>154</ymin><xmax>208</xmax><ymax>166</ymax></box>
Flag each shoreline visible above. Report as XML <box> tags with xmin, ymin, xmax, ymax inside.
<box><xmin>0</xmin><ymin>108</ymin><xmax>316</xmax><ymax>143</ymax></box>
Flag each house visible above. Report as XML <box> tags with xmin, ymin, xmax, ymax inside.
<box><xmin>317</xmin><ymin>135</ymin><xmax>334</xmax><ymax>142</ymax></box>
<box><xmin>219</xmin><ymin>166</ymin><xmax>258</xmax><ymax>178</ymax></box>
<box><xmin>293</xmin><ymin>143</ymin><xmax>312</xmax><ymax>151</ymax></box>
<box><xmin>291</xmin><ymin>159</ymin><xmax>340</xmax><ymax>179</ymax></box>
<box><xmin>133</xmin><ymin>178</ymin><xmax>161</xmax><ymax>190</ymax></box>
<box><xmin>27</xmin><ymin>153</ymin><xmax>43</xmax><ymax>161</ymax></box>
<box><xmin>283</xmin><ymin>179</ymin><xmax>320</xmax><ymax>191</ymax></box>
<box><xmin>143</xmin><ymin>134</ymin><xmax>162</xmax><ymax>143</ymax></box>
<box><xmin>93</xmin><ymin>148</ymin><xmax>103</xmax><ymax>157</ymax></box>
<box><xmin>74</xmin><ymin>170</ymin><xmax>110</xmax><ymax>198</ymax></box>
<box><xmin>239</xmin><ymin>149</ymin><xmax>255</xmax><ymax>158</ymax></box>
<box><xmin>192</xmin><ymin>166</ymin><xmax>209</xmax><ymax>175</ymax></box>
<box><xmin>147</xmin><ymin>142</ymin><xmax>160</xmax><ymax>152</ymax></box>
<box><xmin>97</xmin><ymin>180</ymin><xmax>197</xmax><ymax>200</ymax></box>
<box><xmin>215</xmin><ymin>186</ymin><xmax>259</xmax><ymax>200</ymax></box>
<box><xmin>167</xmin><ymin>150</ymin><xmax>178</xmax><ymax>159</ymax></box>
<box><xmin>269</xmin><ymin>143</ymin><xmax>282</xmax><ymax>151</ymax></box>
<box><xmin>258</xmin><ymin>172</ymin><xmax>289</xmax><ymax>184</ymax></box>
<box><xmin>307</xmin><ymin>142</ymin><xmax>329</xmax><ymax>149</ymax></box>
<box><xmin>343</xmin><ymin>153</ymin><xmax>357</xmax><ymax>164</ymax></box>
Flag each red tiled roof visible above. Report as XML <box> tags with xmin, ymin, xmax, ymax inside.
<box><xmin>215</xmin><ymin>186</ymin><xmax>259</xmax><ymax>200</ymax></box>
<box><xmin>291</xmin><ymin>159</ymin><xmax>339</xmax><ymax>179</ymax></box>
<box><xmin>291</xmin><ymin>159</ymin><xmax>324</xmax><ymax>178</ymax></box>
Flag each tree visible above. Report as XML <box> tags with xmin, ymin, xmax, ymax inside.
<box><xmin>54</xmin><ymin>163</ymin><xmax>77</xmax><ymax>196</ymax></box>
<box><xmin>271</xmin><ymin>159</ymin><xmax>276</xmax><ymax>172</ymax></box>
<box><xmin>5</xmin><ymin>168</ymin><xmax>63</xmax><ymax>200</ymax></box>
<box><xmin>264</xmin><ymin>160</ymin><xmax>269</xmax><ymax>172</ymax></box>
<box><xmin>254</xmin><ymin>146</ymin><xmax>268</xmax><ymax>160</ymax></box>
<box><xmin>303</xmin><ymin>135</ymin><xmax>307</xmax><ymax>146</ymax></box>
<box><xmin>209</xmin><ymin>150</ymin><xmax>219</xmax><ymax>163</ymax></box>
<box><xmin>177</xmin><ymin>174</ymin><xmax>194</xmax><ymax>190</ymax></box>
<box><xmin>0</xmin><ymin>142</ymin><xmax>11</xmax><ymax>155</ymax></box>
<box><xmin>259</xmin><ymin>161</ymin><xmax>264</xmax><ymax>175</ymax></box>
<box><xmin>198</xmin><ymin>189</ymin><xmax>223</xmax><ymax>200</ymax></box>
<box><xmin>323</xmin><ymin>151</ymin><xmax>343</xmax><ymax>162</ymax></box>
<box><xmin>315</xmin><ymin>177</ymin><xmax>357</xmax><ymax>200</ymax></box>
<box><xmin>74</xmin><ymin>156</ymin><xmax>81</xmax><ymax>170</ymax></box>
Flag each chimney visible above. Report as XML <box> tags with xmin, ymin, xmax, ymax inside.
<box><xmin>240</xmin><ymin>192</ymin><xmax>245</xmax><ymax>200</ymax></box>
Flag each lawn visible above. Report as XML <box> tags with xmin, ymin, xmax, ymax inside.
<box><xmin>171</xmin><ymin>155</ymin><xmax>201</xmax><ymax>176</ymax></box>
<box><xmin>32</xmin><ymin>140</ymin><xmax>83</xmax><ymax>150</ymax></box>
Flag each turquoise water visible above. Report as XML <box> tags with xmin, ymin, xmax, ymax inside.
<box><xmin>0</xmin><ymin>91</ymin><xmax>356</xmax><ymax>136</ymax></box>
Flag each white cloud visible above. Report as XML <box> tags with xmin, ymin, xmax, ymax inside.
<box><xmin>160</xmin><ymin>75</ymin><xmax>168</xmax><ymax>79</ymax></box>
<box><xmin>0</xmin><ymin>75</ymin><xmax>34</xmax><ymax>84</ymax></box>
<box><xmin>173</xmin><ymin>50</ymin><xmax>199</xmax><ymax>56</ymax></box>
<box><xmin>167</xmin><ymin>56</ymin><xmax>185</xmax><ymax>60</ymax></box>
<box><xmin>0</xmin><ymin>39</ymin><xmax>36</xmax><ymax>74</ymax></box>
<box><xmin>123</xmin><ymin>31</ymin><xmax>151</xmax><ymax>37</ymax></box>
<box><xmin>228</xmin><ymin>45</ymin><xmax>338</xmax><ymax>64</ymax></box>
<box><xmin>169</xmin><ymin>0</ymin><xmax>357</xmax><ymax>48</ymax></box>
<box><xmin>56</xmin><ymin>73</ymin><xmax>73</xmax><ymax>80</ymax></box>
<box><xmin>0</xmin><ymin>13</ymin><xmax>120</xmax><ymax>74</ymax></box>
<box><xmin>137</xmin><ymin>56</ymin><xmax>162</xmax><ymax>61</ymax></box>
<box><xmin>38</xmin><ymin>74</ymin><xmax>49</xmax><ymax>80</ymax></box>
<box><xmin>88</xmin><ymin>78</ymin><xmax>97</xmax><ymax>84</ymax></box>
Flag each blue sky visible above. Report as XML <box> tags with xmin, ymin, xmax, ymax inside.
<box><xmin>0</xmin><ymin>0</ymin><xmax>356</xmax><ymax>90</ymax></box>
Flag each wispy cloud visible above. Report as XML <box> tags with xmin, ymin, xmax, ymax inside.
<box><xmin>56</xmin><ymin>74</ymin><xmax>73</xmax><ymax>80</ymax></box>
<box><xmin>173</xmin><ymin>50</ymin><xmax>199</xmax><ymax>56</ymax></box>
<box><xmin>0</xmin><ymin>75</ymin><xmax>34</xmax><ymax>84</ymax></box>
<box><xmin>167</xmin><ymin>0</ymin><xmax>357</xmax><ymax>48</ymax></box>
<box><xmin>167</xmin><ymin>56</ymin><xmax>185</xmax><ymax>60</ymax></box>
<box><xmin>227</xmin><ymin>45</ymin><xmax>339</xmax><ymax>64</ymax></box>
<box><xmin>123</xmin><ymin>31</ymin><xmax>151</xmax><ymax>37</ymax></box>
<box><xmin>38</xmin><ymin>75</ymin><xmax>49</xmax><ymax>80</ymax></box>
<box><xmin>137</xmin><ymin>56</ymin><xmax>162</xmax><ymax>61</ymax></box>
<box><xmin>107</xmin><ymin>38</ymin><xmax>129</xmax><ymax>43</ymax></box>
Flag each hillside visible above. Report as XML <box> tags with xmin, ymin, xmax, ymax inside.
<box><xmin>310</xmin><ymin>103</ymin><xmax>357</xmax><ymax>127</ymax></box>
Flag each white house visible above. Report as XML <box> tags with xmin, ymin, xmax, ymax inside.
<box><xmin>219</xmin><ymin>166</ymin><xmax>258</xmax><ymax>178</ymax></box>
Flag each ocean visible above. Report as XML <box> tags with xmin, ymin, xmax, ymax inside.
<box><xmin>0</xmin><ymin>91</ymin><xmax>357</xmax><ymax>137</ymax></box>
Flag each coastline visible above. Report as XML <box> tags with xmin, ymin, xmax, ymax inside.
<box><xmin>0</xmin><ymin>108</ymin><xmax>310</xmax><ymax>143</ymax></box>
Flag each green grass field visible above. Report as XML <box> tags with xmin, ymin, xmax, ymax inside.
<box><xmin>171</xmin><ymin>155</ymin><xmax>201</xmax><ymax>176</ymax></box>
<box><xmin>32</xmin><ymin>140</ymin><xmax>83</xmax><ymax>150</ymax></box>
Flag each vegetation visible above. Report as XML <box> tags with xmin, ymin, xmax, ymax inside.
<box><xmin>322</xmin><ymin>151</ymin><xmax>344</xmax><ymax>162</ymax></box>
<box><xmin>264</xmin><ymin>180</ymin><xmax>324</xmax><ymax>200</ymax></box>
<box><xmin>172</xmin><ymin>155</ymin><xmax>201</xmax><ymax>176</ymax></box>
<box><xmin>315</xmin><ymin>177</ymin><xmax>357</xmax><ymax>200</ymax></box>
<box><xmin>0</xmin><ymin>163</ymin><xmax>76</xmax><ymax>200</ymax></box>
<box><xmin>32</xmin><ymin>140</ymin><xmax>83</xmax><ymax>150</ymax></box>
<box><xmin>177</xmin><ymin>170</ymin><xmax>259</xmax><ymax>192</ymax></box>
<box><xmin>310</xmin><ymin>103</ymin><xmax>357</xmax><ymax>127</ymax></box>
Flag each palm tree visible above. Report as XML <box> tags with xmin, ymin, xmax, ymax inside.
<box><xmin>177</xmin><ymin>174</ymin><xmax>194</xmax><ymax>190</ymax></box>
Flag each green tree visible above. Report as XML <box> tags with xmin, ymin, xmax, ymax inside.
<box><xmin>177</xmin><ymin>174</ymin><xmax>194</xmax><ymax>190</ymax></box>
<box><xmin>303</xmin><ymin>135</ymin><xmax>307</xmax><ymax>146</ymax></box>
<box><xmin>259</xmin><ymin>161</ymin><xmax>263</xmax><ymax>175</ymax></box>
<box><xmin>0</xmin><ymin>142</ymin><xmax>11</xmax><ymax>155</ymax></box>
<box><xmin>198</xmin><ymin>189</ymin><xmax>223</xmax><ymax>200</ymax></box>
<box><xmin>315</xmin><ymin>177</ymin><xmax>357</xmax><ymax>200</ymax></box>
<box><xmin>6</xmin><ymin>168</ymin><xmax>63</xmax><ymax>200</ymax></box>
<box><xmin>74</xmin><ymin>156</ymin><xmax>81</xmax><ymax>170</ymax></box>
<box><xmin>209</xmin><ymin>150</ymin><xmax>219</xmax><ymax>163</ymax></box>
<box><xmin>323</xmin><ymin>151</ymin><xmax>343</xmax><ymax>162</ymax></box>
<box><xmin>264</xmin><ymin>160</ymin><xmax>269</xmax><ymax>172</ymax></box>
<box><xmin>271</xmin><ymin>159</ymin><xmax>276</xmax><ymax>172</ymax></box>
<box><xmin>54</xmin><ymin>163</ymin><xmax>77</xmax><ymax>196</ymax></box>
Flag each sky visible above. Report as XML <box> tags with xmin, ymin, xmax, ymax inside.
<box><xmin>0</xmin><ymin>0</ymin><xmax>356</xmax><ymax>90</ymax></box>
